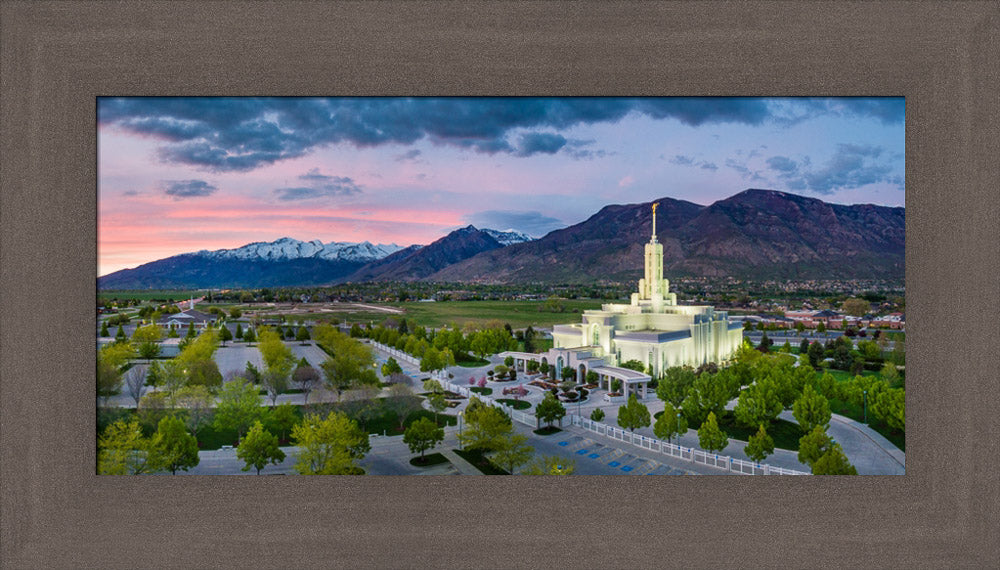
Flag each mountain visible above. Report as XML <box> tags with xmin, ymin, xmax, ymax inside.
<box><xmin>430</xmin><ymin>189</ymin><xmax>904</xmax><ymax>282</ymax></box>
<box><xmin>98</xmin><ymin>238</ymin><xmax>404</xmax><ymax>289</ymax></box>
<box><xmin>343</xmin><ymin>226</ymin><xmax>507</xmax><ymax>282</ymax></box>
<box><xmin>481</xmin><ymin>228</ymin><xmax>534</xmax><ymax>246</ymax></box>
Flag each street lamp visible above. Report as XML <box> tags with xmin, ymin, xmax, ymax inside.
<box><xmin>863</xmin><ymin>390</ymin><xmax>868</xmax><ymax>424</ymax></box>
<box><xmin>458</xmin><ymin>411</ymin><xmax>464</xmax><ymax>450</ymax></box>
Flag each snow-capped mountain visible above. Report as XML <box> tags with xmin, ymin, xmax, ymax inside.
<box><xmin>480</xmin><ymin>228</ymin><xmax>534</xmax><ymax>246</ymax></box>
<box><xmin>195</xmin><ymin>237</ymin><xmax>405</xmax><ymax>263</ymax></box>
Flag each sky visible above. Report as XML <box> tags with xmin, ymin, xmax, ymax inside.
<box><xmin>98</xmin><ymin>97</ymin><xmax>905</xmax><ymax>276</ymax></box>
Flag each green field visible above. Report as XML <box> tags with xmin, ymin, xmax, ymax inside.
<box><xmin>99</xmin><ymin>290</ymin><xmax>203</xmax><ymax>303</ymax></box>
<box><xmin>383</xmin><ymin>299</ymin><xmax>607</xmax><ymax>329</ymax></box>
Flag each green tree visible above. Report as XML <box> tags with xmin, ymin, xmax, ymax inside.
<box><xmin>504</xmin><ymin>356</ymin><xmax>514</xmax><ymax>367</ymax></box>
<box><xmin>100</xmin><ymin>321</ymin><xmax>110</xmax><ymax>337</ymax></box>
<box><xmin>185</xmin><ymin>322</ymin><xmax>197</xmax><ymax>339</ymax></box>
<box><xmin>697</xmin><ymin>412</ymin><xmax>728</xmax><ymax>453</ymax></box>
<box><xmin>219</xmin><ymin>325</ymin><xmax>233</xmax><ymax>346</ymax></box>
<box><xmin>235</xmin><ymin>323</ymin><xmax>244</xmax><ymax>341</ymax></box>
<box><xmin>733</xmin><ymin>376</ymin><xmax>783</xmax><ymax>428</ymax></box>
<box><xmin>811</xmin><ymin>443</ymin><xmax>858</xmax><ymax>475</ymax></box>
<box><xmin>617</xmin><ymin>395</ymin><xmax>651</xmax><ymax>433</ymax></box>
<box><xmin>841</xmin><ymin>298</ymin><xmax>870</xmax><ymax>317</ymax></box>
<box><xmin>98</xmin><ymin>417</ymin><xmax>157</xmax><ymax>475</ymax></box>
<box><xmin>151</xmin><ymin>415</ymin><xmax>199</xmax><ymax>475</ymax></box>
<box><xmin>243</xmin><ymin>327</ymin><xmax>256</xmax><ymax>345</ymax></box>
<box><xmin>795</xmin><ymin>321</ymin><xmax>806</xmax><ymax>335</ymax></box>
<box><xmin>799</xmin><ymin>338</ymin><xmax>809</xmax><ymax>355</ymax></box>
<box><xmin>492</xmin><ymin>433</ymin><xmax>534</xmax><ymax>474</ymax></box>
<box><xmin>653</xmin><ymin>402</ymin><xmax>688</xmax><ymax>444</ymax></box>
<box><xmin>381</xmin><ymin>357</ymin><xmax>403</xmax><ymax>377</ymax></box>
<box><xmin>265</xmin><ymin>402</ymin><xmax>298</xmax><ymax>442</ymax></box>
<box><xmin>237</xmin><ymin>420</ymin><xmax>286</xmax><ymax>475</ymax></box>
<box><xmin>680</xmin><ymin>370</ymin><xmax>735</xmax><ymax>426</ymax></box>
<box><xmin>744</xmin><ymin>424</ymin><xmax>775</xmax><ymax>463</ymax></box>
<box><xmin>420</xmin><ymin>347</ymin><xmax>443</xmax><ymax>372</ymax></box>
<box><xmin>792</xmin><ymin>384</ymin><xmax>832</xmax><ymax>433</ymax></box>
<box><xmin>213</xmin><ymin>379</ymin><xmax>263</xmax><ymax>443</ymax></box>
<box><xmin>870</xmin><ymin>387</ymin><xmax>905</xmax><ymax>431</ymax></box>
<box><xmin>137</xmin><ymin>391</ymin><xmax>172</xmax><ymax>432</ymax></box>
<box><xmin>145</xmin><ymin>360</ymin><xmax>164</xmax><ymax>391</ymax></box>
<box><xmin>816</xmin><ymin>321</ymin><xmax>827</xmax><ymax>335</ymax></box>
<box><xmin>797</xmin><ymin>425</ymin><xmax>833</xmax><ymax>467</ymax></box>
<box><xmin>807</xmin><ymin>341</ymin><xmax>825</xmax><ymax>368</ymax></box>
<box><xmin>115</xmin><ymin>324</ymin><xmax>127</xmax><ymax>343</ymax></box>
<box><xmin>296</xmin><ymin>326</ymin><xmax>311</xmax><ymax>344</ymax></box>
<box><xmin>561</xmin><ymin>366</ymin><xmax>575</xmax><ymax>381</ymax></box>
<box><xmin>535</xmin><ymin>392</ymin><xmax>566</xmax><ymax>428</ymax></box>
<box><xmin>173</xmin><ymin>384</ymin><xmax>214</xmax><ymax>439</ymax></box>
<box><xmin>292</xmin><ymin>412</ymin><xmax>370</xmax><ymax>475</ymax></box>
<box><xmin>458</xmin><ymin>405</ymin><xmax>512</xmax><ymax>451</ymax></box>
<box><xmin>539</xmin><ymin>361</ymin><xmax>550</xmax><ymax>377</ymax></box>
<box><xmin>590</xmin><ymin>407</ymin><xmax>605</xmax><ymax>422</ymax></box>
<box><xmin>403</xmin><ymin>417</ymin><xmax>444</xmax><ymax>460</ymax></box>
<box><xmin>292</xmin><ymin>365</ymin><xmax>321</xmax><ymax>407</ymax></box>
<box><xmin>427</xmin><ymin>393</ymin><xmax>448</xmax><ymax>426</ymax></box>
<box><xmin>386</xmin><ymin>383</ymin><xmax>423</xmax><ymax>430</ymax></box>
<box><xmin>186</xmin><ymin>359</ymin><xmax>223</xmax><ymax>390</ymax></box>
<box><xmin>656</xmin><ymin>366</ymin><xmax>697</xmax><ymax>407</ymax></box>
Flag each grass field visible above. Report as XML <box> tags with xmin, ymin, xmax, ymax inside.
<box><xmin>817</xmin><ymin>368</ymin><xmax>882</xmax><ymax>383</ymax></box>
<box><xmin>383</xmin><ymin>299</ymin><xmax>608</xmax><ymax>329</ymax></box>
<box><xmin>99</xmin><ymin>290</ymin><xmax>203</xmax><ymax>303</ymax></box>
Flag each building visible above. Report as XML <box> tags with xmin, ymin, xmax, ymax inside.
<box><xmin>502</xmin><ymin>203</ymin><xmax>743</xmax><ymax>400</ymax></box>
<box><xmin>156</xmin><ymin>300</ymin><xmax>216</xmax><ymax>331</ymax></box>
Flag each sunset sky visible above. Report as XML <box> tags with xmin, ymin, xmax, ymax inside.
<box><xmin>98</xmin><ymin>97</ymin><xmax>905</xmax><ymax>276</ymax></box>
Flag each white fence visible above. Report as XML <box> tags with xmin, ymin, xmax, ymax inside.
<box><xmin>569</xmin><ymin>415</ymin><xmax>809</xmax><ymax>476</ymax></box>
<box><xmin>369</xmin><ymin>340</ymin><xmax>807</xmax><ymax>475</ymax></box>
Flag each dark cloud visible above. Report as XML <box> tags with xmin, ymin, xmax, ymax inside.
<box><xmin>516</xmin><ymin>132</ymin><xmax>567</xmax><ymax>156</ymax></box>
<box><xmin>161</xmin><ymin>179</ymin><xmax>217</xmax><ymax>199</ymax></box>
<box><xmin>770</xmin><ymin>98</ymin><xmax>905</xmax><ymax>126</ymax></box>
<box><xmin>564</xmin><ymin>138</ymin><xmax>611</xmax><ymax>160</ymax></box>
<box><xmin>764</xmin><ymin>144</ymin><xmax>902</xmax><ymax>194</ymax></box>
<box><xmin>97</xmin><ymin>97</ymin><xmax>791</xmax><ymax>172</ymax></box>
<box><xmin>700</xmin><ymin>162</ymin><xmax>718</xmax><ymax>171</ymax></box>
<box><xmin>273</xmin><ymin>169</ymin><xmax>362</xmax><ymax>201</ymax></box>
<box><xmin>462</xmin><ymin>210</ymin><xmax>565</xmax><ymax>237</ymax></box>
<box><xmin>669</xmin><ymin>155</ymin><xmax>695</xmax><ymax>166</ymax></box>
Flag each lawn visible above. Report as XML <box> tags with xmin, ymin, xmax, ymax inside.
<box><xmin>816</xmin><ymin>368</ymin><xmax>882</xmax><ymax>383</ymax></box>
<box><xmin>827</xmin><ymin>398</ymin><xmax>905</xmax><ymax>451</ymax></box>
<box><xmin>452</xmin><ymin>447</ymin><xmax>509</xmax><ymax>475</ymax></box>
<box><xmin>99</xmin><ymin>290</ymin><xmax>204</xmax><ymax>303</ymax></box>
<box><xmin>470</xmin><ymin>387</ymin><xmax>493</xmax><ymax>396</ymax></box>
<box><xmin>495</xmin><ymin>398</ymin><xmax>531</xmax><ymax>410</ymax></box>
<box><xmin>383</xmin><ymin>299</ymin><xmax>607</xmax><ymax>329</ymax></box>
<box><xmin>658</xmin><ymin>410</ymin><xmax>806</xmax><ymax>451</ymax></box>
<box><xmin>409</xmin><ymin>452</ymin><xmax>450</xmax><ymax>467</ymax></box>
<box><xmin>533</xmin><ymin>426</ymin><xmax>562</xmax><ymax>436</ymax></box>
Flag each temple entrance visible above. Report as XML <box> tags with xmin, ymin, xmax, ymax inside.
<box><xmin>577</xmin><ymin>363</ymin><xmax>587</xmax><ymax>384</ymax></box>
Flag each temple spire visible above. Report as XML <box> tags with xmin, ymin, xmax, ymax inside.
<box><xmin>651</xmin><ymin>202</ymin><xmax>658</xmax><ymax>242</ymax></box>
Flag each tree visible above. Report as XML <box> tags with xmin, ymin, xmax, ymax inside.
<box><xmin>680</xmin><ymin>370</ymin><xmax>735</xmax><ymax>426</ymax></box>
<box><xmin>173</xmin><ymin>384</ymin><xmax>214</xmax><ymax>439</ymax></box>
<box><xmin>561</xmin><ymin>367</ymin><xmax>575</xmax><ymax>382</ymax></box>
<box><xmin>811</xmin><ymin>443</ymin><xmax>858</xmax><ymax>475</ymax></box>
<box><xmin>733</xmin><ymin>376</ymin><xmax>783</xmax><ymax>428</ymax></box>
<box><xmin>522</xmin><ymin>455</ymin><xmax>575</xmax><ymax>475</ymax></box>
<box><xmin>98</xmin><ymin>417</ymin><xmax>157</xmax><ymax>475</ymax></box>
<box><xmin>100</xmin><ymin>320</ymin><xmax>110</xmax><ymax>337</ymax></box>
<box><xmin>381</xmin><ymin>357</ymin><xmax>403</xmax><ymax>377</ymax></box>
<box><xmin>504</xmin><ymin>356</ymin><xmax>514</xmax><ymax>367</ymax></box>
<box><xmin>213</xmin><ymin>379</ymin><xmax>263</xmax><ymax>443</ymax></box>
<box><xmin>97</xmin><ymin>342</ymin><xmax>134</xmax><ymax>406</ymax></box>
<box><xmin>123</xmin><ymin>365</ymin><xmax>147</xmax><ymax>407</ymax></box>
<box><xmin>656</xmin><ymin>366</ymin><xmax>696</xmax><ymax>407</ymax></box>
<box><xmin>744</xmin><ymin>424</ymin><xmax>775</xmax><ymax>463</ymax></box>
<box><xmin>167</xmin><ymin>325</ymin><xmax>179</xmax><ymax>338</ymax></box>
<box><xmin>617</xmin><ymin>394</ymin><xmax>651</xmax><ymax>433</ymax></box>
<box><xmin>458</xmin><ymin>406</ymin><xmax>513</xmax><ymax>451</ymax></box>
<box><xmin>870</xmin><ymin>387</ymin><xmax>905</xmax><ymax>431</ymax></box>
<box><xmin>403</xmin><ymin>417</ymin><xmax>444</xmax><ymax>461</ymax></box>
<box><xmin>386</xmin><ymin>383</ymin><xmax>422</xmax><ymax>430</ymax></box>
<box><xmin>185</xmin><ymin>322</ymin><xmax>197</xmax><ymax>339</ymax></box>
<box><xmin>243</xmin><ymin>327</ymin><xmax>256</xmax><ymax>345</ymax></box>
<box><xmin>841</xmin><ymin>298</ymin><xmax>870</xmax><ymax>317</ymax></box>
<box><xmin>539</xmin><ymin>361</ymin><xmax>550</xmax><ymax>377</ymax></box>
<box><xmin>265</xmin><ymin>402</ymin><xmax>298</xmax><ymax>442</ymax></box>
<box><xmin>590</xmin><ymin>408</ymin><xmax>605</xmax><ymax>422</ymax></box>
<box><xmin>535</xmin><ymin>392</ymin><xmax>566</xmax><ymax>428</ymax></box>
<box><xmin>237</xmin><ymin>420</ymin><xmax>286</xmax><ymax>475</ymax></box>
<box><xmin>151</xmin><ymin>415</ymin><xmax>200</xmax><ymax>474</ymax></box>
<box><xmin>292</xmin><ymin>412</ymin><xmax>370</xmax><ymax>475</ymax></box>
<box><xmin>697</xmin><ymin>412</ymin><xmax>728</xmax><ymax>453</ymax></box>
<box><xmin>795</xmin><ymin>321</ymin><xmax>806</xmax><ymax>335</ymax></box>
<box><xmin>792</xmin><ymin>384</ymin><xmax>832</xmax><ymax>433</ymax></box>
<box><xmin>807</xmin><ymin>341</ymin><xmax>825</xmax><ymax>368</ymax></box>
<box><xmin>292</xmin><ymin>365</ymin><xmax>321</xmax><ymax>407</ymax></box>
<box><xmin>186</xmin><ymin>359</ymin><xmax>223</xmax><ymax>390</ymax></box>
<box><xmin>219</xmin><ymin>325</ymin><xmax>233</xmax><ymax>346</ymax></box>
<box><xmin>340</xmin><ymin>385</ymin><xmax>380</xmax><ymax>430</ymax></box>
<box><xmin>145</xmin><ymin>360</ymin><xmax>164</xmax><ymax>391</ymax></box>
<box><xmin>115</xmin><ymin>324</ymin><xmax>127</xmax><ymax>343</ymax></box>
<box><xmin>235</xmin><ymin>323</ymin><xmax>244</xmax><ymax>341</ymax></box>
<box><xmin>816</xmin><ymin>321</ymin><xmax>827</xmax><ymax>336</ymax></box>
<box><xmin>492</xmin><ymin>433</ymin><xmax>534</xmax><ymax>474</ymax></box>
<box><xmin>620</xmin><ymin>359</ymin><xmax>645</xmax><ymax>372</ymax></box>
<box><xmin>427</xmin><ymin>393</ymin><xmax>448</xmax><ymax>426</ymax></box>
<box><xmin>797</xmin><ymin>425</ymin><xmax>834</xmax><ymax>467</ymax></box>
<box><xmin>653</xmin><ymin>402</ymin><xmax>688</xmax><ymax>444</ymax></box>
<box><xmin>799</xmin><ymin>338</ymin><xmax>809</xmax><ymax>355</ymax></box>
<box><xmin>261</xmin><ymin>369</ymin><xmax>289</xmax><ymax>407</ymax></box>
<box><xmin>526</xmin><ymin>360</ymin><xmax>539</xmax><ymax>374</ymax></box>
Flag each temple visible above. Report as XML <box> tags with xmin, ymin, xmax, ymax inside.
<box><xmin>503</xmin><ymin>202</ymin><xmax>743</xmax><ymax>400</ymax></box>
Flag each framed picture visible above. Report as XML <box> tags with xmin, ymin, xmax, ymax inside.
<box><xmin>3</xmin><ymin>2</ymin><xmax>997</xmax><ymax>567</ymax></box>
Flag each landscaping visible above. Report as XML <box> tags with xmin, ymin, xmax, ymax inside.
<box><xmin>533</xmin><ymin>426</ymin><xmax>562</xmax><ymax>436</ymax></box>
<box><xmin>453</xmin><ymin>447</ymin><xmax>509</xmax><ymax>475</ymax></box>
<box><xmin>495</xmin><ymin>398</ymin><xmax>531</xmax><ymax>410</ymax></box>
<box><xmin>409</xmin><ymin>452</ymin><xmax>450</xmax><ymax>467</ymax></box>
<box><xmin>470</xmin><ymin>387</ymin><xmax>493</xmax><ymax>396</ymax></box>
